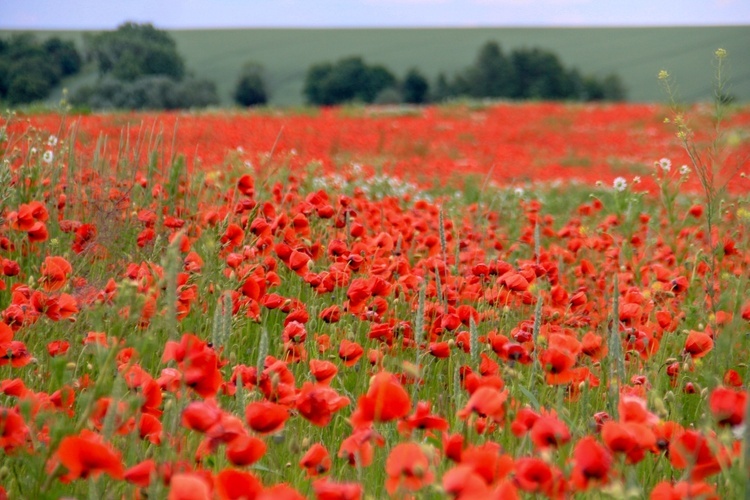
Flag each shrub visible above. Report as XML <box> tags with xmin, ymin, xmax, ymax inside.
<box><xmin>84</xmin><ymin>22</ymin><xmax>185</xmax><ymax>81</ymax></box>
<box><xmin>465</xmin><ymin>41</ymin><xmax>516</xmax><ymax>99</ymax></box>
<box><xmin>0</xmin><ymin>33</ymin><xmax>83</xmax><ymax>104</ymax></box>
<box><xmin>234</xmin><ymin>62</ymin><xmax>268</xmax><ymax>107</ymax></box>
<box><xmin>401</xmin><ymin>68</ymin><xmax>430</xmax><ymax>104</ymax></box>
<box><xmin>303</xmin><ymin>56</ymin><xmax>397</xmax><ymax>105</ymax></box>
<box><xmin>435</xmin><ymin>40</ymin><xmax>627</xmax><ymax>102</ymax></box>
<box><xmin>71</xmin><ymin>76</ymin><xmax>219</xmax><ymax>110</ymax></box>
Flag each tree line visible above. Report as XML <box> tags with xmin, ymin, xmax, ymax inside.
<box><xmin>0</xmin><ymin>33</ymin><xmax>82</xmax><ymax>104</ymax></box>
<box><xmin>304</xmin><ymin>41</ymin><xmax>625</xmax><ymax>105</ymax></box>
<box><xmin>1</xmin><ymin>23</ymin><xmax>626</xmax><ymax>110</ymax></box>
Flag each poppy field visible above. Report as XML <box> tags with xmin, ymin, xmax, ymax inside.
<box><xmin>1</xmin><ymin>100</ymin><xmax>750</xmax><ymax>499</ymax></box>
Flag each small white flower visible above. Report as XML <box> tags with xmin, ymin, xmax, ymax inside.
<box><xmin>680</xmin><ymin>165</ymin><xmax>690</xmax><ymax>175</ymax></box>
<box><xmin>613</xmin><ymin>177</ymin><xmax>627</xmax><ymax>192</ymax></box>
<box><xmin>43</xmin><ymin>150</ymin><xmax>54</xmax><ymax>164</ymax></box>
<box><xmin>633</xmin><ymin>176</ymin><xmax>641</xmax><ymax>184</ymax></box>
<box><xmin>47</xmin><ymin>135</ymin><xmax>58</xmax><ymax>147</ymax></box>
<box><xmin>236</xmin><ymin>146</ymin><xmax>244</xmax><ymax>153</ymax></box>
<box><xmin>514</xmin><ymin>187</ymin><xmax>525</xmax><ymax>197</ymax></box>
<box><xmin>30</xmin><ymin>147</ymin><xmax>37</xmax><ymax>154</ymax></box>
<box><xmin>658</xmin><ymin>158</ymin><xmax>671</xmax><ymax>172</ymax></box>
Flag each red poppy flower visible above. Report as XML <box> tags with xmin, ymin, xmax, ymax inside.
<box><xmin>530</xmin><ymin>414</ymin><xmax>571</xmax><ymax>450</ymax></box>
<box><xmin>442</xmin><ymin>465</ymin><xmax>491</xmax><ymax>499</ymax></box>
<box><xmin>138</xmin><ymin>413</ymin><xmax>162</xmax><ymax>445</ymax></box>
<box><xmin>245</xmin><ymin>400</ymin><xmax>290</xmax><ymax>434</ymax></box>
<box><xmin>225</xmin><ymin>434</ymin><xmax>267</xmax><ymax>466</ymax></box>
<box><xmin>182</xmin><ymin>401</ymin><xmax>223</xmax><ymax>433</ymax></box>
<box><xmin>309</xmin><ymin>359</ymin><xmax>338</xmax><ymax>384</ymax></box>
<box><xmin>723</xmin><ymin>369</ymin><xmax>743</xmax><ymax>387</ymax></box>
<box><xmin>351</xmin><ymin>371</ymin><xmax>411</xmax><ymax>425</ymax></box>
<box><xmin>385</xmin><ymin>442</ymin><xmax>434</xmax><ymax>495</ymax></box>
<box><xmin>442</xmin><ymin>432</ymin><xmax>464</xmax><ymax>463</ymax></box>
<box><xmin>312</xmin><ymin>478</ymin><xmax>362</xmax><ymax>500</ymax></box>
<box><xmin>650</xmin><ymin>480</ymin><xmax>718</xmax><ymax>500</ymax></box>
<box><xmin>602</xmin><ymin>421</ymin><xmax>656</xmax><ymax>464</ymax></box>
<box><xmin>124</xmin><ymin>459</ymin><xmax>157</xmax><ymax>488</ymax></box>
<box><xmin>237</xmin><ymin>174</ymin><xmax>255</xmax><ymax>196</ymax></box>
<box><xmin>398</xmin><ymin>401</ymin><xmax>448</xmax><ymax>436</ymax></box>
<box><xmin>25</xmin><ymin>220</ymin><xmax>47</xmax><ymax>241</ymax></box>
<box><xmin>0</xmin><ymin>407</ymin><xmax>29</xmax><ymax>453</ymax></box>
<box><xmin>300</xmin><ymin>443</ymin><xmax>332</xmax><ymax>477</ymax></box>
<box><xmin>457</xmin><ymin>386</ymin><xmax>508</xmax><ymax>423</ymax></box>
<box><xmin>338</xmin><ymin>430</ymin><xmax>377</xmax><ymax>468</ymax></box>
<box><xmin>40</xmin><ymin>256</ymin><xmax>72</xmax><ymax>292</ymax></box>
<box><xmin>513</xmin><ymin>457</ymin><xmax>557</xmax><ymax>496</ymax></box>
<box><xmin>460</xmin><ymin>442</ymin><xmax>514</xmax><ymax>485</ymax></box>
<box><xmin>56</xmin><ymin>429</ymin><xmax>124</xmax><ymax>482</ymax></box>
<box><xmin>221</xmin><ymin>223</ymin><xmax>245</xmax><ymax>250</ymax></box>
<box><xmin>428</xmin><ymin>341</ymin><xmax>450</xmax><ymax>358</ymax></box>
<box><xmin>669</xmin><ymin>430</ymin><xmax>729</xmax><ymax>480</ymax></box>
<box><xmin>214</xmin><ymin>468</ymin><xmax>263</xmax><ymax>500</ymax></box>
<box><xmin>258</xmin><ymin>483</ymin><xmax>305</xmax><ymax>500</ymax></box>
<box><xmin>684</xmin><ymin>331</ymin><xmax>713</xmax><ymax>359</ymax></box>
<box><xmin>338</xmin><ymin>339</ymin><xmax>364</xmax><ymax>367</ymax></box>
<box><xmin>295</xmin><ymin>382</ymin><xmax>350</xmax><ymax>427</ymax></box>
<box><xmin>168</xmin><ymin>472</ymin><xmax>212</xmax><ymax>500</ymax></box>
<box><xmin>571</xmin><ymin>436</ymin><xmax>611</xmax><ymax>490</ymax></box>
<box><xmin>47</xmin><ymin>340</ymin><xmax>71</xmax><ymax>357</ymax></box>
<box><xmin>708</xmin><ymin>386</ymin><xmax>746</xmax><ymax>427</ymax></box>
<box><xmin>319</xmin><ymin>305</ymin><xmax>342</xmax><ymax>323</ymax></box>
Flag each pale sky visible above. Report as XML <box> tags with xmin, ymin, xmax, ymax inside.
<box><xmin>1</xmin><ymin>0</ymin><xmax>749</xmax><ymax>29</ymax></box>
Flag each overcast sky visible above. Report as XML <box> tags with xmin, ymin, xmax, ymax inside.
<box><xmin>1</xmin><ymin>0</ymin><xmax>748</xmax><ymax>29</ymax></box>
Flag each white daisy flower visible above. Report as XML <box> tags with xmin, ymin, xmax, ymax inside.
<box><xmin>613</xmin><ymin>177</ymin><xmax>627</xmax><ymax>192</ymax></box>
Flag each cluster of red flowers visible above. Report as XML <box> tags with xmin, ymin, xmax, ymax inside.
<box><xmin>0</xmin><ymin>103</ymin><xmax>748</xmax><ymax>498</ymax></box>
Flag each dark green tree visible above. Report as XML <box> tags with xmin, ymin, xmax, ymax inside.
<box><xmin>0</xmin><ymin>33</ymin><xmax>84</xmax><ymax>104</ymax></box>
<box><xmin>43</xmin><ymin>37</ymin><xmax>82</xmax><ymax>76</ymax></box>
<box><xmin>401</xmin><ymin>67</ymin><xmax>430</xmax><ymax>104</ymax></box>
<box><xmin>601</xmin><ymin>74</ymin><xmax>627</xmax><ymax>101</ymax></box>
<box><xmin>510</xmin><ymin>47</ymin><xmax>571</xmax><ymax>99</ymax></box>
<box><xmin>465</xmin><ymin>41</ymin><xmax>516</xmax><ymax>98</ymax></box>
<box><xmin>361</xmin><ymin>64</ymin><xmax>397</xmax><ymax>103</ymax></box>
<box><xmin>85</xmin><ymin>22</ymin><xmax>185</xmax><ymax>81</ymax></box>
<box><xmin>234</xmin><ymin>62</ymin><xmax>268</xmax><ymax>106</ymax></box>
<box><xmin>303</xmin><ymin>56</ymin><xmax>396</xmax><ymax>105</ymax></box>
<box><xmin>303</xmin><ymin>62</ymin><xmax>334</xmax><ymax>105</ymax></box>
<box><xmin>432</xmin><ymin>72</ymin><xmax>453</xmax><ymax>102</ymax></box>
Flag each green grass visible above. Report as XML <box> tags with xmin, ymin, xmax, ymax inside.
<box><xmin>3</xmin><ymin>26</ymin><xmax>750</xmax><ymax>106</ymax></box>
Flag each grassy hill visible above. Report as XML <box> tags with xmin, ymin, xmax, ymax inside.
<box><xmin>4</xmin><ymin>26</ymin><xmax>749</xmax><ymax>106</ymax></box>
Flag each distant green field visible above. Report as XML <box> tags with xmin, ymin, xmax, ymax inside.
<box><xmin>4</xmin><ymin>26</ymin><xmax>749</xmax><ymax>106</ymax></box>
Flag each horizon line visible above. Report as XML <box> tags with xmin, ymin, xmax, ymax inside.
<box><xmin>2</xmin><ymin>23</ymin><xmax>749</xmax><ymax>31</ymax></box>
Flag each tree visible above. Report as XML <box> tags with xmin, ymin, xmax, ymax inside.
<box><xmin>510</xmin><ymin>47</ymin><xmax>571</xmax><ymax>99</ymax></box>
<box><xmin>401</xmin><ymin>67</ymin><xmax>430</xmax><ymax>104</ymax></box>
<box><xmin>601</xmin><ymin>74</ymin><xmax>627</xmax><ymax>101</ymax></box>
<box><xmin>302</xmin><ymin>56</ymin><xmax>396</xmax><ymax>105</ymax></box>
<box><xmin>85</xmin><ymin>22</ymin><xmax>185</xmax><ymax>81</ymax></box>
<box><xmin>465</xmin><ymin>41</ymin><xmax>516</xmax><ymax>98</ymax></box>
<box><xmin>234</xmin><ymin>62</ymin><xmax>268</xmax><ymax>106</ymax></box>
<box><xmin>303</xmin><ymin>62</ymin><xmax>334</xmax><ymax>105</ymax></box>
<box><xmin>71</xmin><ymin>76</ymin><xmax>219</xmax><ymax>110</ymax></box>
<box><xmin>43</xmin><ymin>37</ymin><xmax>82</xmax><ymax>76</ymax></box>
<box><xmin>74</xmin><ymin>22</ymin><xmax>218</xmax><ymax>110</ymax></box>
<box><xmin>0</xmin><ymin>33</ymin><xmax>83</xmax><ymax>104</ymax></box>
